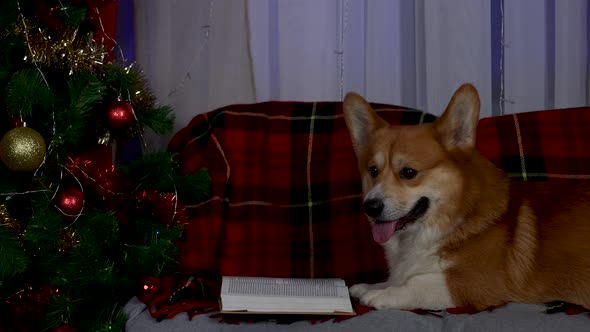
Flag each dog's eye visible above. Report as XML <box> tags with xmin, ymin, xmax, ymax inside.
<box><xmin>400</xmin><ymin>167</ymin><xmax>418</xmax><ymax>180</ymax></box>
<box><xmin>369</xmin><ymin>166</ymin><xmax>379</xmax><ymax>178</ymax></box>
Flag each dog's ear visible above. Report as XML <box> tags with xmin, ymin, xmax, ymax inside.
<box><xmin>343</xmin><ymin>92</ymin><xmax>388</xmax><ymax>156</ymax></box>
<box><xmin>434</xmin><ymin>83</ymin><xmax>480</xmax><ymax>150</ymax></box>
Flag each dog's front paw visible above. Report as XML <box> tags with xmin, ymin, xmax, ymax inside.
<box><xmin>349</xmin><ymin>283</ymin><xmax>371</xmax><ymax>299</ymax></box>
<box><xmin>357</xmin><ymin>286</ymin><xmax>418</xmax><ymax>310</ymax></box>
<box><xmin>358</xmin><ymin>288</ymin><xmax>398</xmax><ymax>310</ymax></box>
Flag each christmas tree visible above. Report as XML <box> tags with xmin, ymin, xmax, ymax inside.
<box><xmin>0</xmin><ymin>1</ymin><xmax>210</xmax><ymax>331</ymax></box>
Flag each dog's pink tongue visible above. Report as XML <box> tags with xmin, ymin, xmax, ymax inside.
<box><xmin>371</xmin><ymin>222</ymin><xmax>397</xmax><ymax>244</ymax></box>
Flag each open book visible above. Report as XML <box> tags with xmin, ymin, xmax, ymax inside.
<box><xmin>219</xmin><ymin>276</ymin><xmax>355</xmax><ymax>315</ymax></box>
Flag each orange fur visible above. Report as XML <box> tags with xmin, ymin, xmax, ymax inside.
<box><xmin>443</xmin><ymin>177</ymin><xmax>590</xmax><ymax>310</ymax></box>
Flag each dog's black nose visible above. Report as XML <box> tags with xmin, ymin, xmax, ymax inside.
<box><xmin>363</xmin><ymin>199</ymin><xmax>384</xmax><ymax>218</ymax></box>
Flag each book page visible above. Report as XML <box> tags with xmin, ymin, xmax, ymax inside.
<box><xmin>222</xmin><ymin>277</ymin><xmax>348</xmax><ymax>298</ymax></box>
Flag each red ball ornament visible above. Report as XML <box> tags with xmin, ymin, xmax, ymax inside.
<box><xmin>107</xmin><ymin>100</ymin><xmax>136</xmax><ymax>129</ymax></box>
<box><xmin>53</xmin><ymin>187</ymin><xmax>84</xmax><ymax>217</ymax></box>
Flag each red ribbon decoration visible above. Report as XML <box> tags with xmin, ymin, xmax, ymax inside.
<box><xmin>138</xmin><ymin>275</ymin><xmax>220</xmax><ymax>321</ymax></box>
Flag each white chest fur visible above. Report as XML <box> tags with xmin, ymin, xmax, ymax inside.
<box><xmin>349</xmin><ymin>225</ymin><xmax>455</xmax><ymax>310</ymax></box>
<box><xmin>384</xmin><ymin>226</ymin><xmax>447</xmax><ymax>285</ymax></box>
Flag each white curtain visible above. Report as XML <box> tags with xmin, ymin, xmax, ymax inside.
<box><xmin>134</xmin><ymin>0</ymin><xmax>255</xmax><ymax>149</ymax></box>
<box><xmin>133</xmin><ymin>0</ymin><xmax>589</xmax><ymax>147</ymax></box>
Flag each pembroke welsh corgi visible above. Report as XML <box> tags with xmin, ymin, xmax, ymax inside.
<box><xmin>342</xmin><ymin>83</ymin><xmax>590</xmax><ymax>311</ymax></box>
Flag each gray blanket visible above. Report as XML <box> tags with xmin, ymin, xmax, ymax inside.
<box><xmin>124</xmin><ymin>297</ymin><xmax>590</xmax><ymax>331</ymax></box>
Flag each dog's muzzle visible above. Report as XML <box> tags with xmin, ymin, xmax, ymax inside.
<box><xmin>363</xmin><ymin>199</ymin><xmax>384</xmax><ymax>218</ymax></box>
<box><xmin>363</xmin><ymin>197</ymin><xmax>430</xmax><ymax>227</ymax></box>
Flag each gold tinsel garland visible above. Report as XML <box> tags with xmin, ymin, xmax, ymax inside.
<box><xmin>12</xmin><ymin>18</ymin><xmax>107</xmax><ymax>75</ymax></box>
<box><xmin>0</xmin><ymin>204</ymin><xmax>23</xmax><ymax>242</ymax></box>
<box><xmin>10</xmin><ymin>17</ymin><xmax>164</xmax><ymax>144</ymax></box>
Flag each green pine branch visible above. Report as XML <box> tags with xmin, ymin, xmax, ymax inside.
<box><xmin>118</xmin><ymin>151</ymin><xmax>178</xmax><ymax>188</ymax></box>
<box><xmin>0</xmin><ymin>226</ymin><xmax>31</xmax><ymax>284</ymax></box>
<box><xmin>136</xmin><ymin>105</ymin><xmax>175</xmax><ymax>135</ymax></box>
<box><xmin>51</xmin><ymin>73</ymin><xmax>108</xmax><ymax>149</ymax></box>
<box><xmin>69</xmin><ymin>73</ymin><xmax>107</xmax><ymax>115</ymax></box>
<box><xmin>43</xmin><ymin>293</ymin><xmax>77</xmax><ymax>330</ymax></box>
<box><xmin>23</xmin><ymin>204</ymin><xmax>64</xmax><ymax>255</ymax></box>
<box><xmin>174</xmin><ymin>168</ymin><xmax>211</xmax><ymax>203</ymax></box>
<box><xmin>91</xmin><ymin>304</ymin><xmax>128</xmax><ymax>332</ymax></box>
<box><xmin>118</xmin><ymin>152</ymin><xmax>211</xmax><ymax>203</ymax></box>
<box><xmin>44</xmin><ymin>290</ymin><xmax>128</xmax><ymax>332</ymax></box>
<box><xmin>0</xmin><ymin>69</ymin><xmax>9</xmax><ymax>85</ymax></box>
<box><xmin>56</xmin><ymin>6</ymin><xmax>87</xmax><ymax>27</ymax></box>
<box><xmin>5</xmin><ymin>68</ymin><xmax>51</xmax><ymax>117</ymax></box>
<box><xmin>125</xmin><ymin>216</ymin><xmax>183</xmax><ymax>277</ymax></box>
<box><xmin>101</xmin><ymin>63</ymin><xmax>143</xmax><ymax>99</ymax></box>
<box><xmin>74</xmin><ymin>210</ymin><xmax>119</xmax><ymax>248</ymax></box>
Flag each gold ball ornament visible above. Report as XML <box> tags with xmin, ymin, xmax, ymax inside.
<box><xmin>0</xmin><ymin>127</ymin><xmax>47</xmax><ymax>172</ymax></box>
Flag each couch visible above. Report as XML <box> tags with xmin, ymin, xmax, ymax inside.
<box><xmin>124</xmin><ymin>100</ymin><xmax>590</xmax><ymax>331</ymax></box>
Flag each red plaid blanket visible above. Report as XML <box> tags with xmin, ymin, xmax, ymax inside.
<box><xmin>168</xmin><ymin>102</ymin><xmax>590</xmax><ymax>288</ymax></box>
<box><xmin>476</xmin><ymin>107</ymin><xmax>590</xmax><ymax>180</ymax></box>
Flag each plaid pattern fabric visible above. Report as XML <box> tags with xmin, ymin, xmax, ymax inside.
<box><xmin>476</xmin><ymin>107</ymin><xmax>590</xmax><ymax>180</ymax></box>
<box><xmin>168</xmin><ymin>102</ymin><xmax>590</xmax><ymax>287</ymax></box>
